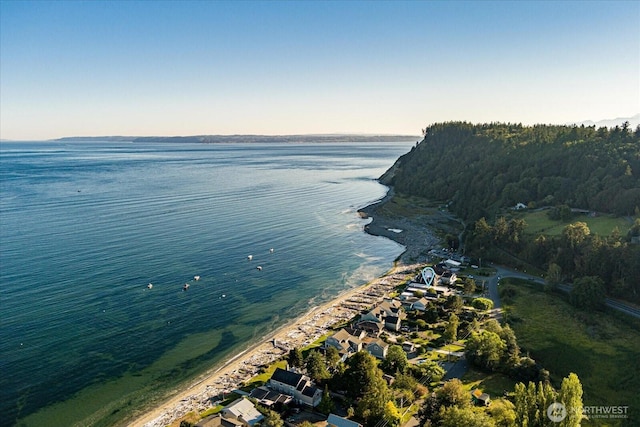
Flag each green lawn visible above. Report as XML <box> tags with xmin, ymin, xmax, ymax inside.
<box><xmin>243</xmin><ymin>360</ymin><xmax>288</xmax><ymax>388</ymax></box>
<box><xmin>513</xmin><ymin>210</ymin><xmax>633</xmax><ymax>236</ymax></box>
<box><xmin>503</xmin><ymin>281</ymin><xmax>640</xmax><ymax>424</ymax></box>
<box><xmin>461</xmin><ymin>367</ymin><xmax>516</xmax><ymax>398</ymax></box>
<box><xmin>376</xmin><ymin>194</ymin><xmax>441</xmax><ymax>219</ymax></box>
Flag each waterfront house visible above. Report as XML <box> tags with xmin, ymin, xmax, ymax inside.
<box><xmin>269</xmin><ymin>367</ymin><xmax>322</xmax><ymax>407</ymax></box>
<box><xmin>197</xmin><ymin>414</ymin><xmax>245</xmax><ymax>427</ymax></box>
<box><xmin>440</xmin><ymin>272</ymin><xmax>457</xmax><ymax>285</ymax></box>
<box><xmin>356</xmin><ymin>299</ymin><xmax>405</xmax><ymax>332</ymax></box>
<box><xmin>433</xmin><ymin>263</ymin><xmax>449</xmax><ymax>275</ymax></box>
<box><xmin>353</xmin><ymin>320</ymin><xmax>383</xmax><ymax>337</ymax></box>
<box><xmin>325</xmin><ymin>329</ymin><xmax>364</xmax><ymax>360</ymax></box>
<box><xmin>221</xmin><ymin>397</ymin><xmax>264</xmax><ymax>427</ymax></box>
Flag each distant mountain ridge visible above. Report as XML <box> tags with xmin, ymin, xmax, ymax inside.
<box><xmin>569</xmin><ymin>113</ymin><xmax>639</xmax><ymax>129</ymax></box>
<box><xmin>54</xmin><ymin>134</ymin><xmax>420</xmax><ymax>143</ymax></box>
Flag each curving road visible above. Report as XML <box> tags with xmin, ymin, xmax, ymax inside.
<box><xmin>483</xmin><ymin>265</ymin><xmax>640</xmax><ymax>319</ymax></box>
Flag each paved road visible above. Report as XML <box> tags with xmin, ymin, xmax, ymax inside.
<box><xmin>483</xmin><ymin>265</ymin><xmax>640</xmax><ymax>319</ymax></box>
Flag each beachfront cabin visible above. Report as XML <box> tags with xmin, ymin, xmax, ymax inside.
<box><xmin>407</xmin><ymin>281</ymin><xmax>431</xmax><ymax>290</ymax></box>
<box><xmin>353</xmin><ymin>320</ymin><xmax>383</xmax><ymax>337</ymax></box>
<box><xmin>327</xmin><ymin>414</ymin><xmax>363</xmax><ymax>427</ymax></box>
<box><xmin>269</xmin><ymin>368</ymin><xmax>322</xmax><ymax>407</ymax></box>
<box><xmin>440</xmin><ymin>272</ymin><xmax>457</xmax><ymax>286</ymax></box>
<box><xmin>444</xmin><ymin>259</ymin><xmax>461</xmax><ymax>271</ymax></box>
<box><xmin>433</xmin><ymin>263</ymin><xmax>449</xmax><ymax>275</ymax></box>
<box><xmin>221</xmin><ymin>397</ymin><xmax>264</xmax><ymax>427</ymax></box>
<box><xmin>197</xmin><ymin>414</ymin><xmax>245</xmax><ymax>427</ymax></box>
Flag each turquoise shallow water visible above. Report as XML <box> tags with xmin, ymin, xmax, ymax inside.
<box><xmin>0</xmin><ymin>140</ymin><xmax>414</xmax><ymax>427</ymax></box>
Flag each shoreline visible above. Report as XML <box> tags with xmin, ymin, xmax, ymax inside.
<box><xmin>129</xmin><ymin>186</ymin><xmax>439</xmax><ymax>427</ymax></box>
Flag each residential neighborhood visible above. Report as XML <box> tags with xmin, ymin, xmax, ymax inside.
<box><xmin>179</xmin><ymin>255</ymin><xmax>506</xmax><ymax>427</ymax></box>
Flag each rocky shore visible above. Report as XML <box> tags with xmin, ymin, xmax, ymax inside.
<box><xmin>130</xmin><ymin>187</ymin><xmax>442</xmax><ymax>427</ymax></box>
<box><xmin>358</xmin><ymin>188</ymin><xmax>442</xmax><ymax>264</ymax></box>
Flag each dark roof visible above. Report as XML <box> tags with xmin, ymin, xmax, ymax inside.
<box><xmin>271</xmin><ymin>368</ymin><xmax>304</xmax><ymax>388</ymax></box>
<box><xmin>250</xmin><ymin>386</ymin><xmax>292</xmax><ymax>405</ymax></box>
<box><xmin>302</xmin><ymin>385</ymin><xmax>320</xmax><ymax>397</ymax></box>
<box><xmin>356</xmin><ymin>320</ymin><xmax>383</xmax><ymax>329</ymax></box>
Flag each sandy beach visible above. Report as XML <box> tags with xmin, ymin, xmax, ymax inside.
<box><xmin>129</xmin><ymin>192</ymin><xmax>440</xmax><ymax>427</ymax></box>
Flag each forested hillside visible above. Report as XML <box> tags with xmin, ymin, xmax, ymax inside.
<box><xmin>382</xmin><ymin>122</ymin><xmax>640</xmax><ymax>302</ymax></box>
<box><xmin>382</xmin><ymin>121</ymin><xmax>640</xmax><ymax>221</ymax></box>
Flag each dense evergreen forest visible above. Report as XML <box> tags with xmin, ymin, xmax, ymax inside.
<box><xmin>383</xmin><ymin>121</ymin><xmax>640</xmax><ymax>220</ymax></box>
<box><xmin>382</xmin><ymin>122</ymin><xmax>640</xmax><ymax>303</ymax></box>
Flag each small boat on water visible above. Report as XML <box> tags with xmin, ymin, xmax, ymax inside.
<box><xmin>194</xmin><ymin>275</ymin><xmax>200</xmax><ymax>281</ymax></box>
<box><xmin>269</xmin><ymin>248</ymin><xmax>274</xmax><ymax>253</ymax></box>
<box><xmin>256</xmin><ymin>266</ymin><xmax>263</xmax><ymax>271</ymax></box>
<box><xmin>247</xmin><ymin>255</ymin><xmax>253</xmax><ymax>261</ymax></box>
<box><xmin>183</xmin><ymin>283</ymin><xmax>190</xmax><ymax>291</ymax></box>
<box><xmin>147</xmin><ymin>283</ymin><xmax>153</xmax><ymax>289</ymax></box>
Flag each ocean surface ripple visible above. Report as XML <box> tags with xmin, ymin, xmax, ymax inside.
<box><xmin>0</xmin><ymin>140</ymin><xmax>413</xmax><ymax>427</ymax></box>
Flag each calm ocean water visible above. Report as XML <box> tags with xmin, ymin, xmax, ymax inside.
<box><xmin>0</xmin><ymin>140</ymin><xmax>414</xmax><ymax>427</ymax></box>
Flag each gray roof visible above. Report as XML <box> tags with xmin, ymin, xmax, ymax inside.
<box><xmin>271</xmin><ymin>368</ymin><xmax>304</xmax><ymax>388</ymax></box>
<box><xmin>301</xmin><ymin>384</ymin><xmax>320</xmax><ymax>397</ymax></box>
<box><xmin>327</xmin><ymin>414</ymin><xmax>363</xmax><ymax>427</ymax></box>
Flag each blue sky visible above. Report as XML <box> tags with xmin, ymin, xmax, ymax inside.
<box><xmin>1</xmin><ymin>0</ymin><xmax>638</xmax><ymax>140</ymax></box>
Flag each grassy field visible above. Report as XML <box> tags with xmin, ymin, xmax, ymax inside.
<box><xmin>502</xmin><ymin>279</ymin><xmax>640</xmax><ymax>425</ymax></box>
<box><xmin>376</xmin><ymin>194</ymin><xmax>442</xmax><ymax>218</ymax></box>
<box><xmin>512</xmin><ymin>210</ymin><xmax>633</xmax><ymax>236</ymax></box>
<box><xmin>462</xmin><ymin>367</ymin><xmax>516</xmax><ymax>398</ymax></box>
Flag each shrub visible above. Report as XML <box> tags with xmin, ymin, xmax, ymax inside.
<box><xmin>472</xmin><ymin>297</ymin><xmax>494</xmax><ymax>311</ymax></box>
